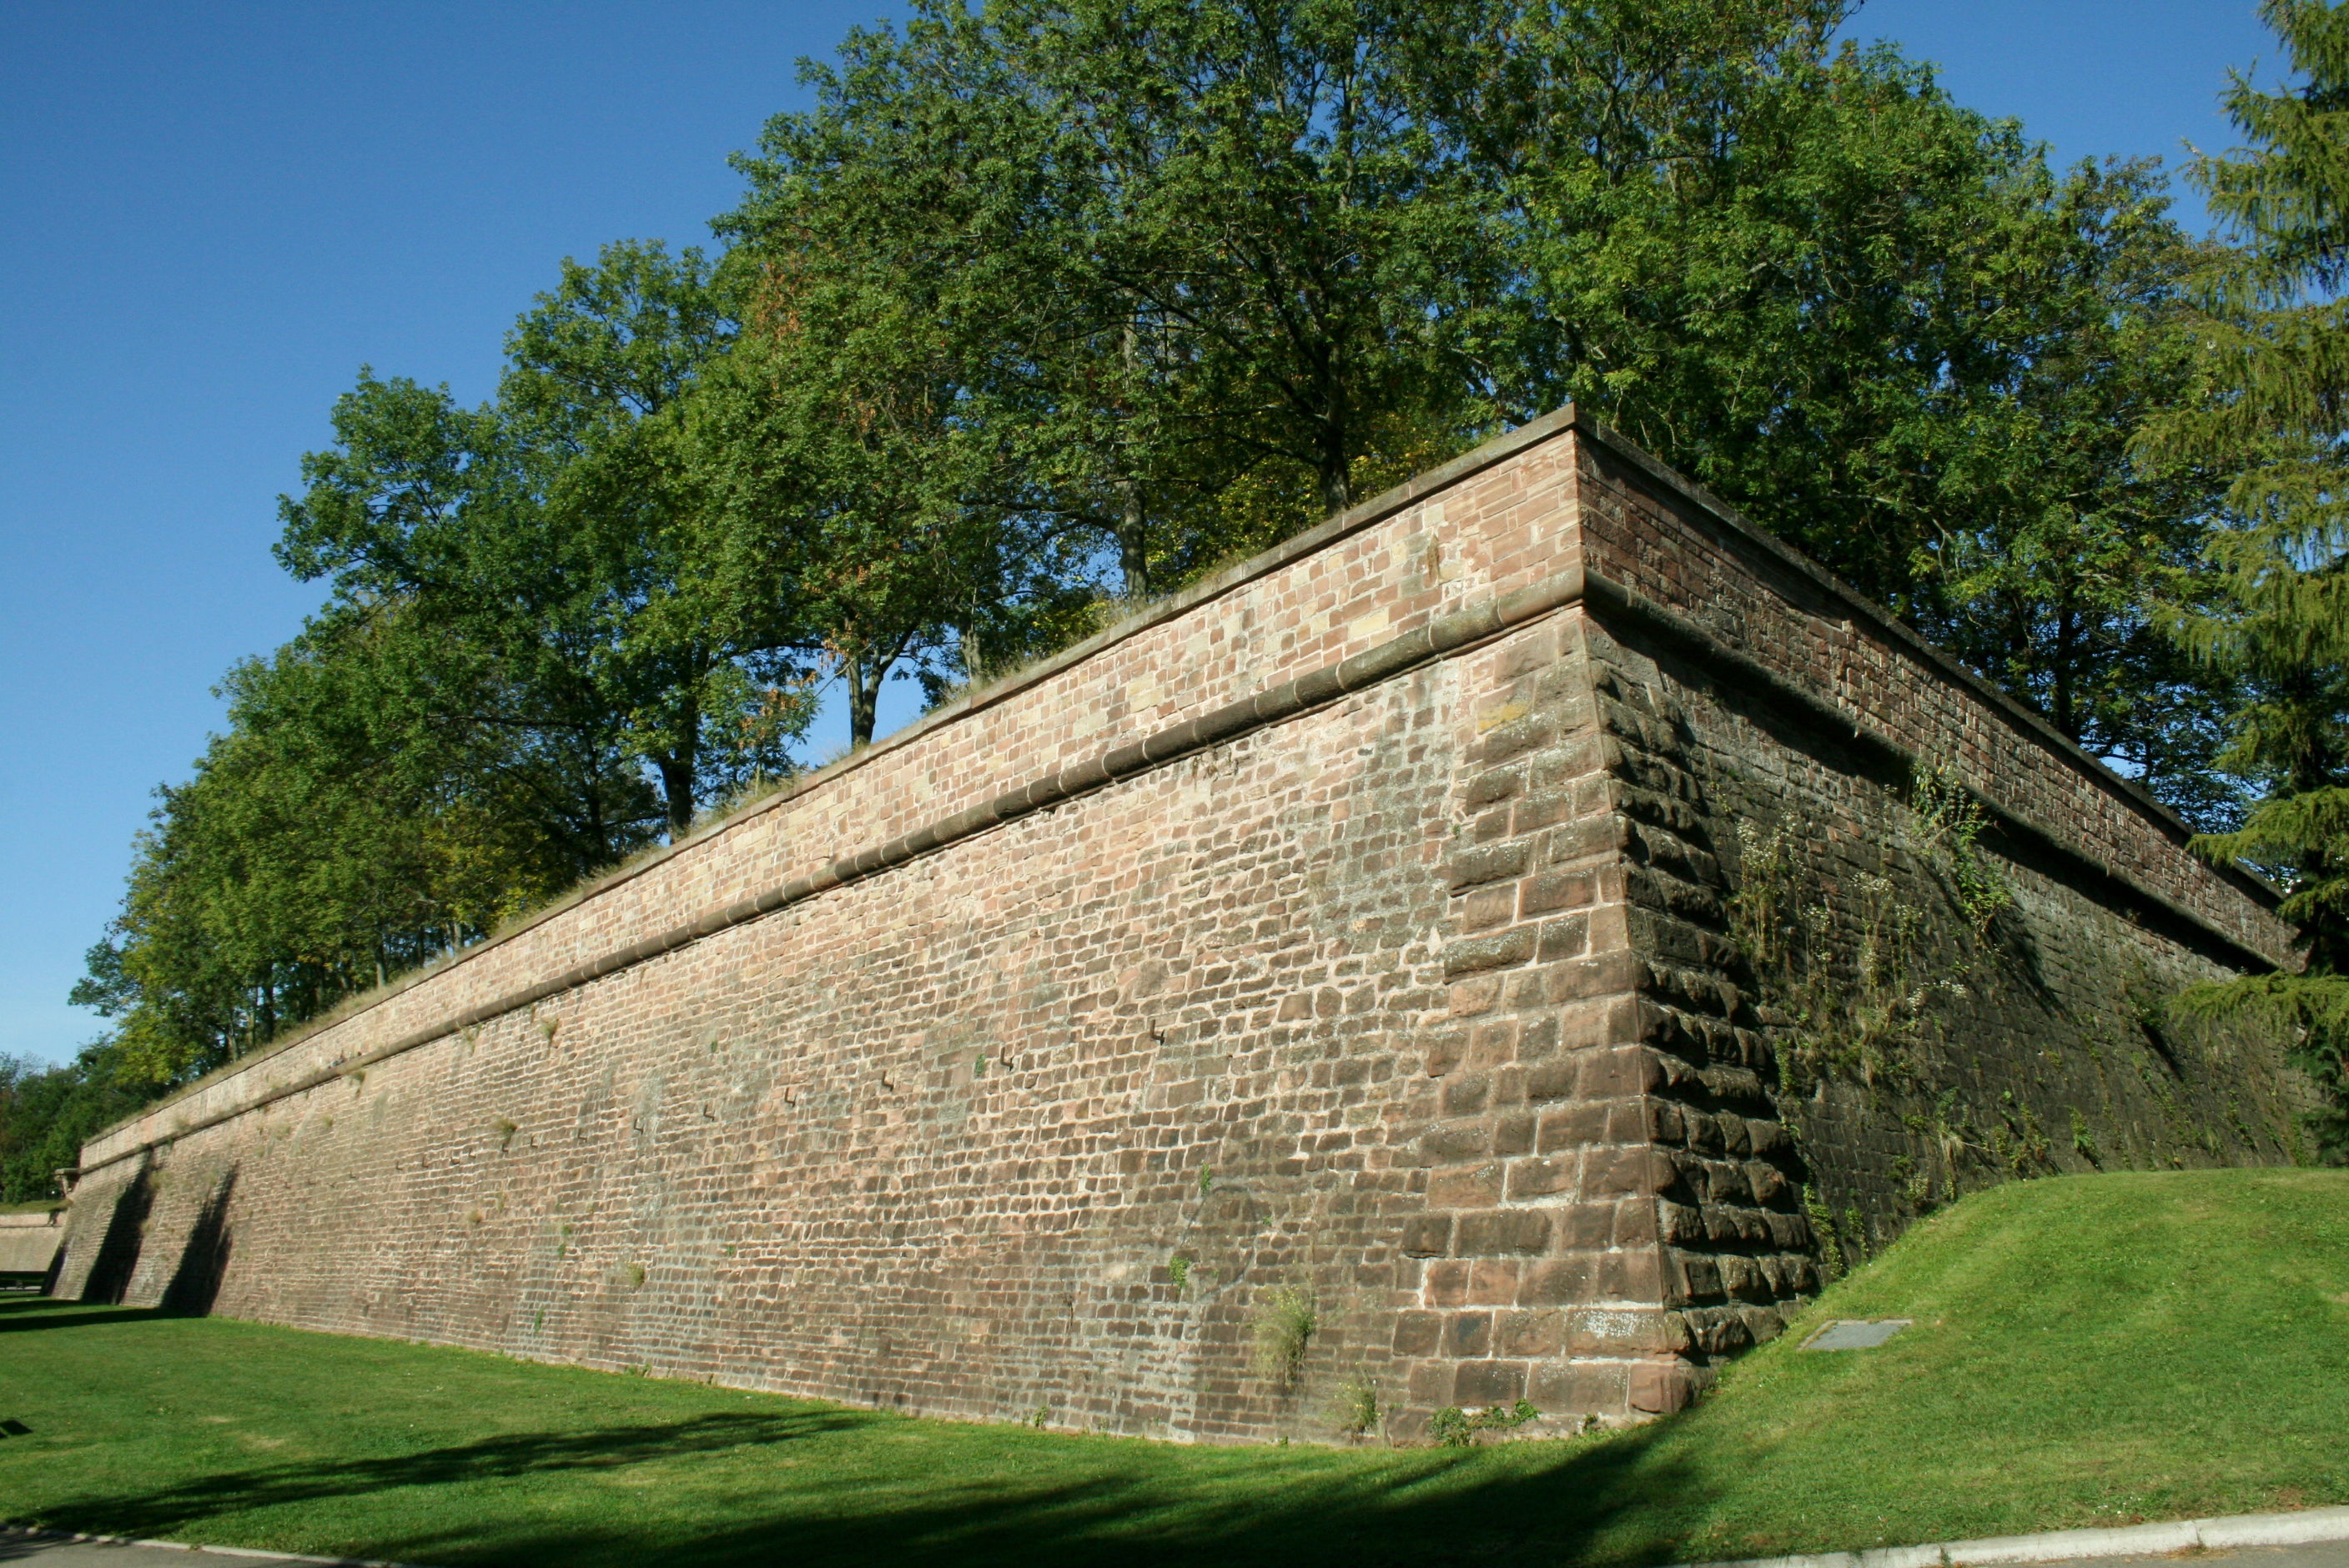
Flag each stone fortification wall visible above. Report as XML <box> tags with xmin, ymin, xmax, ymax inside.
<box><xmin>59</xmin><ymin>411</ymin><xmax>2302</xmax><ymax>1441</ymax></box>
<box><xmin>1560</xmin><ymin>440</ymin><xmax>2310</xmax><ymax>1297</ymax></box>
<box><xmin>0</xmin><ymin>1210</ymin><xmax>63</xmax><ymax>1277</ymax></box>
<box><xmin>73</xmin><ymin>410</ymin><xmax>1581</xmax><ymax>1179</ymax></box>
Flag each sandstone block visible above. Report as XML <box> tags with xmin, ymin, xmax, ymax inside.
<box><xmin>1456</xmin><ymin>1209</ymin><xmax>1552</xmax><ymax>1256</ymax></box>
<box><xmin>1453</xmin><ymin>1359</ymin><xmax>1529</xmax><ymax>1406</ymax></box>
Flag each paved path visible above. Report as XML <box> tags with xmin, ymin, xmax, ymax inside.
<box><xmin>2057</xmin><ymin>1545</ymin><xmax>2349</xmax><ymax>1568</ymax></box>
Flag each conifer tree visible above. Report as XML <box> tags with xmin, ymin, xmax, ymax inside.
<box><xmin>2153</xmin><ymin>0</ymin><xmax>2349</xmax><ymax>1157</ymax></box>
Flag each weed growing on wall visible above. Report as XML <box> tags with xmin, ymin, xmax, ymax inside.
<box><xmin>1988</xmin><ymin>1091</ymin><xmax>2055</xmax><ymax>1174</ymax></box>
<box><xmin>1731</xmin><ymin>823</ymin><xmax>1949</xmax><ymax>1089</ymax></box>
<box><xmin>1889</xmin><ymin>1152</ymin><xmax>1931</xmax><ymax>1212</ymax></box>
<box><xmin>1730</xmin><ymin>764</ymin><xmax>2047</xmax><ymax>1244</ymax></box>
<box><xmin>1250</xmin><ymin>1284</ymin><xmax>1316</xmax><ymax>1390</ymax></box>
<box><xmin>1330</xmin><ymin>1375</ymin><xmax>1383</xmax><ymax>1440</ymax></box>
<box><xmin>1843</xmin><ymin>872</ymin><xmax>1941</xmax><ymax>1083</ymax></box>
<box><xmin>1729</xmin><ymin>763</ymin><xmax>2017</xmax><ymax>1097</ymax></box>
<box><xmin>1907</xmin><ymin>764</ymin><xmax>2016</xmax><ymax>936</ymax></box>
<box><xmin>2070</xmin><ymin>1106</ymin><xmax>2100</xmax><ymax>1163</ymax></box>
<box><xmin>1799</xmin><ymin>1185</ymin><xmax>1842</xmax><ymax>1278</ymax></box>
<box><xmin>1428</xmin><ymin>1399</ymin><xmax>1539</xmax><ymax>1447</ymax></box>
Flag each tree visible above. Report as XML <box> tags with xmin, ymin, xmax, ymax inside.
<box><xmin>722</xmin><ymin>2</ymin><xmax>2236</xmax><ymax>823</ymax></box>
<box><xmin>65</xmin><ymin>249</ymin><xmax>814</xmax><ymax>1107</ymax></box>
<box><xmin>2148</xmin><ymin>0</ymin><xmax>2349</xmax><ymax>1158</ymax></box>
<box><xmin>77</xmin><ymin>610</ymin><xmax>607</xmax><ymax>1088</ymax></box>
<box><xmin>1911</xmin><ymin>163</ymin><xmax>2245</xmax><ymax>825</ymax></box>
<box><xmin>283</xmin><ymin>245</ymin><xmax>815</xmax><ymax>844</ymax></box>
<box><xmin>723</xmin><ymin>0</ymin><xmax>1506</xmax><ymax>609</ymax></box>
<box><xmin>686</xmin><ymin>241</ymin><xmax>998</xmax><ymax>747</ymax></box>
<box><xmin>0</xmin><ymin>1048</ymin><xmax>143</xmax><ymax>1204</ymax></box>
<box><xmin>502</xmin><ymin>241</ymin><xmax>811</xmax><ymax>832</ymax></box>
<box><xmin>1407</xmin><ymin>5</ymin><xmax>2234</xmax><ymax>814</ymax></box>
<box><xmin>276</xmin><ymin>369</ymin><xmax>668</xmax><ymax>855</ymax></box>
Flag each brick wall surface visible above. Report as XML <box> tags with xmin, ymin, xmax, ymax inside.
<box><xmin>60</xmin><ymin>412</ymin><xmax>2306</xmax><ymax>1442</ymax></box>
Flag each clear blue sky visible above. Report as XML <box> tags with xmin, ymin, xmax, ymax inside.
<box><xmin>0</xmin><ymin>0</ymin><xmax>2281</xmax><ymax>1067</ymax></box>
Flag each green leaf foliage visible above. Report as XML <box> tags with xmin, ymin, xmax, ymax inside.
<box><xmin>2148</xmin><ymin>0</ymin><xmax>2349</xmax><ymax>1159</ymax></box>
<box><xmin>0</xmin><ymin>1047</ymin><xmax>144</xmax><ymax>1204</ymax></box>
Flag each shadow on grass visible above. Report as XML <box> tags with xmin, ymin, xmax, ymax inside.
<box><xmin>29</xmin><ymin>1409</ymin><xmax>877</xmax><ymax>1535</ymax></box>
<box><xmin>637</xmin><ymin>1435</ymin><xmax>1711</xmax><ymax>1568</ymax></box>
<box><xmin>21</xmin><ymin>1407</ymin><xmax>1716</xmax><ymax>1568</ymax></box>
<box><xmin>0</xmin><ymin>1290</ymin><xmax>229</xmax><ymax>1331</ymax></box>
<box><xmin>0</xmin><ymin>1304</ymin><xmax>163</xmax><ymax>1334</ymax></box>
<box><xmin>3</xmin><ymin>1298</ymin><xmax>1729</xmax><ymax>1568</ymax></box>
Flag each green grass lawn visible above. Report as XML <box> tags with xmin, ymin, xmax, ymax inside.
<box><xmin>3</xmin><ymin>1168</ymin><xmax>2345</xmax><ymax>1567</ymax></box>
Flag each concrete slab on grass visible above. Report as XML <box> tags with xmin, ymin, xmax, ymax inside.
<box><xmin>1801</xmin><ymin>1319</ymin><xmax>1914</xmax><ymax>1350</ymax></box>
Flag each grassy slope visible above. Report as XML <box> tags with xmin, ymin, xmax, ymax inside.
<box><xmin>1</xmin><ymin>1169</ymin><xmax>2343</xmax><ymax>1568</ymax></box>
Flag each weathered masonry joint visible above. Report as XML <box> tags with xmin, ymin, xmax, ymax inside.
<box><xmin>61</xmin><ymin>409</ymin><xmax>2306</xmax><ymax>1442</ymax></box>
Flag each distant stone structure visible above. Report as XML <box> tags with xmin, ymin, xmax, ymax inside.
<box><xmin>0</xmin><ymin>1209</ymin><xmax>63</xmax><ymax>1282</ymax></box>
<box><xmin>58</xmin><ymin>409</ymin><xmax>2306</xmax><ymax>1440</ymax></box>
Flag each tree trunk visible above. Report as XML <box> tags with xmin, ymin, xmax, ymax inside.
<box><xmin>963</xmin><ymin>624</ymin><xmax>985</xmax><ymax>686</ymax></box>
<box><xmin>659</xmin><ymin>689</ymin><xmax>700</xmax><ymax>842</ymax></box>
<box><xmin>2052</xmin><ymin>606</ymin><xmax>2078</xmax><ymax>739</ymax></box>
<box><xmin>581</xmin><ymin>790</ymin><xmax>608</xmax><ymax>867</ymax></box>
<box><xmin>1320</xmin><ymin>457</ymin><xmax>1353</xmax><ymax>517</ymax></box>
<box><xmin>1116</xmin><ymin>475</ymin><xmax>1151</xmax><ymax>600</ymax></box>
<box><xmin>1317</xmin><ymin>405</ymin><xmax>1353</xmax><ymax>517</ymax></box>
<box><xmin>1116</xmin><ymin>321</ymin><xmax>1153</xmax><ymax>600</ymax></box>
<box><xmin>846</xmin><ymin>651</ymin><xmax>879</xmax><ymax>751</ymax></box>
<box><xmin>658</xmin><ymin>754</ymin><xmax>696</xmax><ymax>842</ymax></box>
